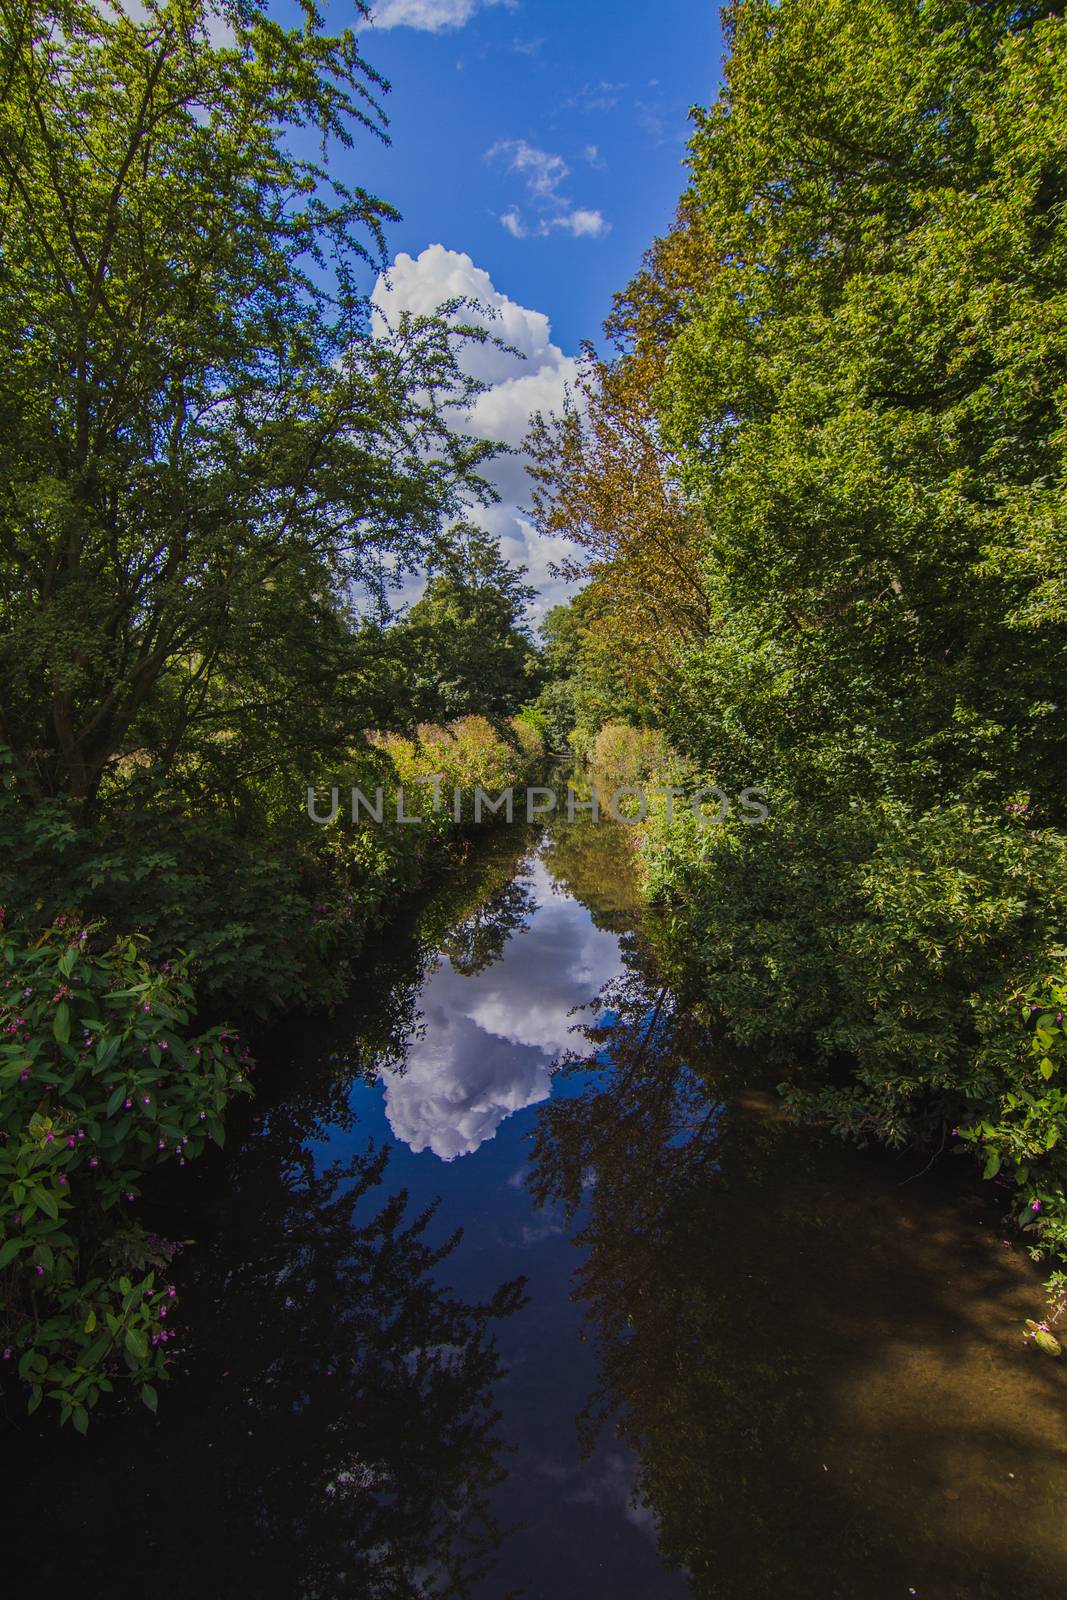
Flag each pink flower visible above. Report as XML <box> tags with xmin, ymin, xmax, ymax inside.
<box><xmin>1031</xmin><ymin>1199</ymin><xmax>1042</xmax><ymax>1212</ymax></box>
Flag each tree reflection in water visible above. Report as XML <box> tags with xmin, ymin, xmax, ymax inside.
<box><xmin>530</xmin><ymin>952</ymin><xmax>1067</xmax><ymax>1600</ymax></box>
<box><xmin>181</xmin><ymin>1143</ymin><xmax>529</xmax><ymax>1599</ymax></box>
<box><xmin>3</xmin><ymin>889</ymin><xmax>531</xmax><ymax>1600</ymax></box>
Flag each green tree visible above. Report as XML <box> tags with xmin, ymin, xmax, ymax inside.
<box><xmin>403</xmin><ymin>525</ymin><xmax>540</xmax><ymax>721</ymax></box>
<box><xmin>0</xmin><ymin>0</ymin><xmax>495</xmax><ymax>815</ymax></box>
<box><xmin>658</xmin><ymin>0</ymin><xmax>1067</xmax><ymax>813</ymax></box>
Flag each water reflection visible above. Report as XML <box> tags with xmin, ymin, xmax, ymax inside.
<box><xmin>378</xmin><ymin>856</ymin><xmax>625</xmax><ymax>1160</ymax></box>
<box><xmin>531</xmin><ymin>958</ymin><xmax>1067</xmax><ymax>1600</ymax></box>
<box><xmin>6</xmin><ymin>819</ymin><xmax>1066</xmax><ymax>1600</ymax></box>
<box><xmin>2</xmin><ymin>1135</ymin><xmax>526</xmax><ymax>1600</ymax></box>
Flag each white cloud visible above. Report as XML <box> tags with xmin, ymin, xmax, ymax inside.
<box><xmin>565</xmin><ymin>81</ymin><xmax>627</xmax><ymax>114</ymax></box>
<box><xmin>488</xmin><ymin>138</ymin><xmax>570</xmax><ymax>203</ymax></box>
<box><xmin>371</xmin><ymin>245</ymin><xmax>581</xmax><ymax>618</ymax></box>
<box><xmin>370</xmin><ymin>0</ymin><xmax>509</xmax><ymax>31</ymax></box>
<box><xmin>487</xmin><ymin>139</ymin><xmax>609</xmax><ymax>243</ymax></box>
<box><xmin>552</xmin><ymin>208</ymin><xmax>608</xmax><ymax>238</ymax></box>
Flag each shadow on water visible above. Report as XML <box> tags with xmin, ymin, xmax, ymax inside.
<box><xmin>3</xmin><ymin>818</ymin><xmax>1067</xmax><ymax>1599</ymax></box>
<box><xmin>531</xmin><ymin>952</ymin><xmax>1067</xmax><ymax>1600</ymax></box>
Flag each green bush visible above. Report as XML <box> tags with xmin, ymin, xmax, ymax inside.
<box><xmin>642</xmin><ymin>796</ymin><xmax>1067</xmax><ymax>1264</ymax></box>
<box><xmin>588</xmin><ymin>722</ymin><xmax>671</xmax><ymax>787</ymax></box>
<box><xmin>372</xmin><ymin>716</ymin><xmax>544</xmax><ymax>812</ymax></box>
<box><xmin>0</xmin><ymin>911</ymin><xmax>251</xmax><ymax>1427</ymax></box>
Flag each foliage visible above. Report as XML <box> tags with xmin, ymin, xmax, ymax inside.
<box><xmin>532</xmin><ymin>596</ymin><xmax>647</xmax><ymax>754</ymax></box>
<box><xmin>399</xmin><ymin>526</ymin><xmax>542</xmax><ymax>723</ymax></box>
<box><xmin>527</xmin><ymin>339</ymin><xmax>708</xmax><ymax>715</ymax></box>
<box><xmin>0</xmin><ymin>909</ymin><xmax>251</xmax><ymax>1427</ymax></box>
<box><xmin>588</xmin><ymin>722</ymin><xmax>671</xmax><ymax>788</ymax></box>
<box><xmin>532</xmin><ymin>0</ymin><xmax>1067</xmax><ymax>1266</ymax></box>
<box><xmin>0</xmin><ymin>0</ymin><xmax>497</xmax><ymax>815</ymax></box>
<box><xmin>371</xmin><ymin>715</ymin><xmax>545</xmax><ymax>819</ymax></box>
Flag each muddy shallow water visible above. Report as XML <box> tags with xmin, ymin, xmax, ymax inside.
<box><xmin>3</xmin><ymin>818</ymin><xmax>1066</xmax><ymax>1599</ymax></box>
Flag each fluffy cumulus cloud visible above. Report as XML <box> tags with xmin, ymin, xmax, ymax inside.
<box><xmin>487</xmin><ymin>139</ymin><xmax>609</xmax><ymax>242</ymax></box>
<box><xmin>369</xmin><ymin>0</ymin><xmax>509</xmax><ymax>32</ymax></box>
<box><xmin>371</xmin><ymin>244</ymin><xmax>581</xmax><ymax>617</ymax></box>
<box><xmin>379</xmin><ymin>860</ymin><xmax>625</xmax><ymax>1159</ymax></box>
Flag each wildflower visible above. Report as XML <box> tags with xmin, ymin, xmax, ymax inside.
<box><xmin>124</xmin><ymin>1098</ymin><xmax>132</xmax><ymax>1109</ymax></box>
<box><xmin>35</xmin><ymin>1264</ymin><xmax>44</xmax><ymax>1276</ymax></box>
<box><xmin>89</xmin><ymin>1158</ymin><xmax>98</xmax><ymax>1169</ymax></box>
<box><xmin>57</xmin><ymin>1174</ymin><xmax>67</xmax><ymax>1186</ymax></box>
<box><xmin>1032</xmin><ymin>1199</ymin><xmax>1042</xmax><ymax>1213</ymax></box>
<box><xmin>126</xmin><ymin>1191</ymin><xmax>135</xmax><ymax>1203</ymax></box>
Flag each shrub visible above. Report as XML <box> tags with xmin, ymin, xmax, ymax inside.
<box><xmin>588</xmin><ymin>722</ymin><xmax>671</xmax><ymax>788</ymax></box>
<box><xmin>641</xmin><ymin>796</ymin><xmax>1067</xmax><ymax>1261</ymax></box>
<box><xmin>0</xmin><ymin>911</ymin><xmax>251</xmax><ymax>1426</ymax></box>
<box><xmin>373</xmin><ymin>716</ymin><xmax>544</xmax><ymax>813</ymax></box>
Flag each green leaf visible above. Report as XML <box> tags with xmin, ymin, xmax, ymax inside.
<box><xmin>83</xmin><ymin>1308</ymin><xmax>97</xmax><ymax>1334</ymax></box>
<box><xmin>0</xmin><ymin>1237</ymin><xmax>22</xmax><ymax>1269</ymax></box>
<box><xmin>30</xmin><ymin>1184</ymin><xmax>59</xmax><ymax>1221</ymax></box>
<box><xmin>141</xmin><ymin>1382</ymin><xmax>158</xmax><ymax>1414</ymax></box>
<box><xmin>72</xmin><ymin>1404</ymin><xmax>89</xmax><ymax>1435</ymax></box>
<box><xmin>124</xmin><ymin>1327</ymin><xmax>148</xmax><ymax>1363</ymax></box>
<box><xmin>982</xmin><ymin>1150</ymin><xmax>1001</xmax><ymax>1180</ymax></box>
<box><xmin>53</xmin><ymin>1002</ymin><xmax>70</xmax><ymax>1045</ymax></box>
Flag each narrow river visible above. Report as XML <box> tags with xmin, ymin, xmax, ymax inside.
<box><xmin>4</xmin><ymin>818</ymin><xmax>1067</xmax><ymax>1599</ymax></box>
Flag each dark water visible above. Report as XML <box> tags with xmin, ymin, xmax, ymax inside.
<box><xmin>3</xmin><ymin>819</ymin><xmax>1067</xmax><ymax>1599</ymax></box>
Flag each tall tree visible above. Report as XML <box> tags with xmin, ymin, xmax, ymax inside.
<box><xmin>0</xmin><ymin>0</ymin><xmax>495</xmax><ymax>813</ymax></box>
<box><xmin>658</xmin><ymin>0</ymin><xmax>1067</xmax><ymax>814</ymax></box>
<box><xmin>403</xmin><ymin>525</ymin><xmax>540</xmax><ymax>722</ymax></box>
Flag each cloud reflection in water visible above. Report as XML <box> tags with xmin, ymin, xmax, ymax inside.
<box><xmin>380</xmin><ymin>858</ymin><xmax>625</xmax><ymax>1159</ymax></box>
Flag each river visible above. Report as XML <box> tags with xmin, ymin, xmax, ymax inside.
<box><xmin>3</xmin><ymin>816</ymin><xmax>1066</xmax><ymax>1599</ymax></box>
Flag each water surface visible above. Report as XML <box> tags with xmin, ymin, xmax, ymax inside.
<box><xmin>3</xmin><ymin>819</ymin><xmax>1066</xmax><ymax>1599</ymax></box>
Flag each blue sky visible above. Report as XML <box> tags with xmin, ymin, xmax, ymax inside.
<box><xmin>353</xmin><ymin>0</ymin><xmax>723</xmax><ymax>351</ymax></box>
<box><xmin>337</xmin><ymin>0</ymin><xmax>725</xmax><ymax>615</ymax></box>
